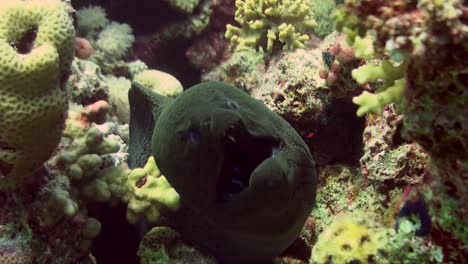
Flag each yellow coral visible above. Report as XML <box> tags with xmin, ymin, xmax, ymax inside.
<box><xmin>126</xmin><ymin>156</ymin><xmax>180</xmax><ymax>223</ymax></box>
<box><xmin>134</xmin><ymin>70</ymin><xmax>183</xmax><ymax>98</ymax></box>
<box><xmin>311</xmin><ymin>214</ymin><xmax>390</xmax><ymax>264</ymax></box>
<box><xmin>225</xmin><ymin>0</ymin><xmax>316</xmax><ymax>52</ymax></box>
<box><xmin>0</xmin><ymin>0</ymin><xmax>75</xmax><ymax>191</ymax></box>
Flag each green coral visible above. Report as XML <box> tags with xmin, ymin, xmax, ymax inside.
<box><xmin>0</xmin><ymin>0</ymin><xmax>75</xmax><ymax>191</ymax></box>
<box><xmin>351</xmin><ymin>59</ymin><xmax>407</xmax><ymax>117</ymax></box>
<box><xmin>387</xmin><ymin>218</ymin><xmax>443</xmax><ymax>263</ymax></box>
<box><xmin>126</xmin><ymin>156</ymin><xmax>181</xmax><ymax>223</ymax></box>
<box><xmin>76</xmin><ymin>5</ymin><xmax>108</xmax><ymax>37</ymax></box>
<box><xmin>95</xmin><ymin>22</ymin><xmax>135</xmax><ymax>61</ymax></box>
<box><xmin>106</xmin><ymin>76</ymin><xmax>132</xmax><ymax>123</ymax></box>
<box><xmin>134</xmin><ymin>70</ymin><xmax>183</xmax><ymax>98</ymax></box>
<box><xmin>163</xmin><ymin>0</ymin><xmax>200</xmax><ymax>14</ymax></box>
<box><xmin>225</xmin><ymin>0</ymin><xmax>317</xmax><ymax>53</ymax></box>
<box><xmin>311</xmin><ymin>0</ymin><xmax>336</xmax><ymax>38</ymax></box>
<box><xmin>66</xmin><ymin>59</ymin><xmax>110</xmax><ymax>105</ymax></box>
<box><xmin>53</xmin><ymin>108</ymin><xmax>128</xmax><ymax>204</ymax></box>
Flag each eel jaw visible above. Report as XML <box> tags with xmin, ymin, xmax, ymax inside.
<box><xmin>217</xmin><ymin>123</ymin><xmax>281</xmax><ymax>203</ymax></box>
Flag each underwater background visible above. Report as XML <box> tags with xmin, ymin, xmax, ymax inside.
<box><xmin>0</xmin><ymin>0</ymin><xmax>466</xmax><ymax>263</ymax></box>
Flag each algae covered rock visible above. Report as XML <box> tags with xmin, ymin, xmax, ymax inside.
<box><xmin>128</xmin><ymin>81</ymin><xmax>317</xmax><ymax>263</ymax></box>
<box><xmin>0</xmin><ymin>0</ymin><xmax>75</xmax><ymax>191</ymax></box>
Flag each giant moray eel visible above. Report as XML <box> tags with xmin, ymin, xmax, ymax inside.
<box><xmin>128</xmin><ymin>81</ymin><xmax>317</xmax><ymax>264</ymax></box>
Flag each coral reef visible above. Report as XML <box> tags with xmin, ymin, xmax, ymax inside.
<box><xmin>126</xmin><ymin>156</ymin><xmax>180</xmax><ymax>224</ymax></box>
<box><xmin>105</xmin><ymin>76</ymin><xmax>132</xmax><ymax>124</ymax></box>
<box><xmin>225</xmin><ymin>0</ymin><xmax>317</xmax><ymax>52</ymax></box>
<box><xmin>201</xmin><ymin>49</ymin><xmax>266</xmax><ymax>92</ymax></box>
<box><xmin>311</xmin><ymin>214</ymin><xmax>389</xmax><ymax>264</ymax></box>
<box><xmin>134</xmin><ymin>70</ymin><xmax>184</xmax><ymax>98</ymax></box>
<box><xmin>310</xmin><ymin>0</ymin><xmax>336</xmax><ymax>39</ymax></box>
<box><xmin>336</xmin><ymin>0</ymin><xmax>467</xmax><ymax>260</ymax></box>
<box><xmin>0</xmin><ymin>0</ymin><xmax>466</xmax><ymax>262</ymax></box>
<box><xmin>67</xmin><ymin>59</ymin><xmax>109</xmax><ymax>105</ymax></box>
<box><xmin>75</xmin><ymin>5</ymin><xmax>136</xmax><ymax>75</ymax></box>
<box><xmin>75</xmin><ymin>5</ymin><xmax>108</xmax><ymax>40</ymax></box>
<box><xmin>360</xmin><ymin>105</ymin><xmax>428</xmax><ymax>185</ymax></box>
<box><xmin>311</xmin><ymin>214</ymin><xmax>443</xmax><ymax>264</ymax></box>
<box><xmin>251</xmin><ymin>39</ymin><xmax>328</xmax><ymax>123</ymax></box>
<box><xmin>163</xmin><ymin>0</ymin><xmax>200</xmax><ymax>14</ymax></box>
<box><xmin>318</xmin><ymin>33</ymin><xmax>363</xmax><ymax>99</ymax></box>
<box><xmin>185</xmin><ymin>0</ymin><xmax>236</xmax><ymax>73</ymax></box>
<box><xmin>95</xmin><ymin>22</ymin><xmax>135</xmax><ymax>62</ymax></box>
<box><xmin>138</xmin><ymin>226</ymin><xmax>216</xmax><ymax>264</ymax></box>
<box><xmin>0</xmin><ymin>0</ymin><xmax>75</xmax><ymax>191</ymax></box>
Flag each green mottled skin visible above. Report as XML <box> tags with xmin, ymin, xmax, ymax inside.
<box><xmin>129</xmin><ymin>81</ymin><xmax>317</xmax><ymax>263</ymax></box>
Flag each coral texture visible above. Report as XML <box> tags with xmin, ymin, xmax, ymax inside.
<box><xmin>134</xmin><ymin>70</ymin><xmax>183</xmax><ymax>98</ymax></box>
<box><xmin>225</xmin><ymin>0</ymin><xmax>317</xmax><ymax>52</ymax></box>
<box><xmin>0</xmin><ymin>0</ymin><xmax>75</xmax><ymax>191</ymax></box>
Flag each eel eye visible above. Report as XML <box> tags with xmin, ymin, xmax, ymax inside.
<box><xmin>188</xmin><ymin>130</ymin><xmax>201</xmax><ymax>144</ymax></box>
<box><xmin>226</xmin><ymin>99</ymin><xmax>240</xmax><ymax>111</ymax></box>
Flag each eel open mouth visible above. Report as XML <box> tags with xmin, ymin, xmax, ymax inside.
<box><xmin>217</xmin><ymin>123</ymin><xmax>281</xmax><ymax>203</ymax></box>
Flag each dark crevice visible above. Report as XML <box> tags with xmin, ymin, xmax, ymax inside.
<box><xmin>88</xmin><ymin>203</ymin><xmax>141</xmax><ymax>264</ymax></box>
<box><xmin>0</xmin><ymin>141</ymin><xmax>15</xmax><ymax>152</ymax></box>
<box><xmin>217</xmin><ymin>123</ymin><xmax>280</xmax><ymax>203</ymax></box>
<box><xmin>392</xmin><ymin>122</ymin><xmax>408</xmax><ymax>146</ymax></box>
<box><xmin>13</xmin><ymin>25</ymin><xmax>38</xmax><ymax>54</ymax></box>
<box><xmin>0</xmin><ymin>142</ymin><xmax>16</xmax><ymax>177</ymax></box>
<box><xmin>0</xmin><ymin>160</ymin><xmax>13</xmax><ymax>177</ymax></box>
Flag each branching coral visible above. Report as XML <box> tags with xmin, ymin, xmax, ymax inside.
<box><xmin>52</xmin><ymin>101</ymin><xmax>129</xmax><ymax>204</ymax></box>
<box><xmin>225</xmin><ymin>0</ymin><xmax>317</xmax><ymax>52</ymax></box>
<box><xmin>163</xmin><ymin>0</ymin><xmax>200</xmax><ymax>14</ymax></box>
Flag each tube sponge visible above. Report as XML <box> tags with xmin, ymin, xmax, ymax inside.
<box><xmin>0</xmin><ymin>0</ymin><xmax>75</xmax><ymax>191</ymax></box>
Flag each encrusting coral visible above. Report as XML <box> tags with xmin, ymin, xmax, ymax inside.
<box><xmin>311</xmin><ymin>214</ymin><xmax>443</xmax><ymax>264</ymax></box>
<box><xmin>138</xmin><ymin>226</ymin><xmax>216</xmax><ymax>264</ymax></box>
